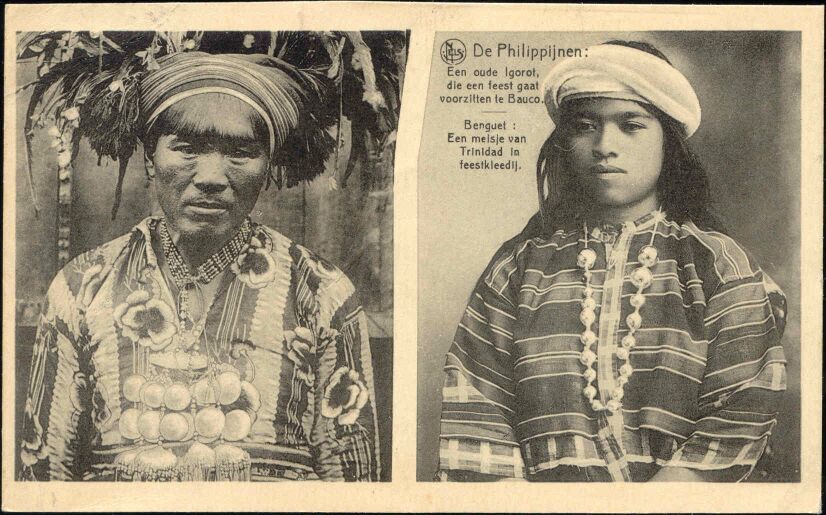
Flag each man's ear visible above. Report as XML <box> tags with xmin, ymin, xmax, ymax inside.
<box><xmin>144</xmin><ymin>150</ymin><xmax>155</xmax><ymax>178</ymax></box>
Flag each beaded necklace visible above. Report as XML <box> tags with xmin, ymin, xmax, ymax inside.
<box><xmin>577</xmin><ymin>211</ymin><xmax>661</xmax><ymax>413</ymax></box>
<box><xmin>158</xmin><ymin>218</ymin><xmax>252</xmax><ymax>327</ymax></box>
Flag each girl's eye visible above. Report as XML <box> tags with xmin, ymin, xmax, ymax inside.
<box><xmin>573</xmin><ymin>120</ymin><xmax>597</xmax><ymax>133</ymax></box>
<box><xmin>622</xmin><ymin>121</ymin><xmax>646</xmax><ymax>132</ymax></box>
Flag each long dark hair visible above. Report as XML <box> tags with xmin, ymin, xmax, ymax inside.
<box><xmin>533</xmin><ymin>40</ymin><xmax>726</xmax><ymax>236</ymax></box>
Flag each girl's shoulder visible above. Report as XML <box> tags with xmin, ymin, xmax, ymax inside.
<box><xmin>664</xmin><ymin>218</ymin><xmax>764</xmax><ymax>292</ymax></box>
<box><xmin>479</xmin><ymin>223</ymin><xmax>579</xmax><ymax>294</ymax></box>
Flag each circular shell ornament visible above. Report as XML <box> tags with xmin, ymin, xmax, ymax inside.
<box><xmin>137</xmin><ymin>410</ymin><xmax>162</xmax><ymax>442</ymax></box>
<box><xmin>621</xmin><ymin>334</ymin><xmax>636</xmax><ymax>349</ymax></box>
<box><xmin>123</xmin><ymin>375</ymin><xmax>147</xmax><ymax>403</ymax></box>
<box><xmin>140</xmin><ymin>381</ymin><xmax>165</xmax><ymax>409</ymax></box>
<box><xmin>118</xmin><ymin>407</ymin><xmax>142</xmax><ymax>440</ymax></box>
<box><xmin>637</xmin><ymin>245</ymin><xmax>659</xmax><ymax>268</ymax></box>
<box><xmin>191</xmin><ymin>378</ymin><xmax>218</xmax><ymax>405</ymax></box>
<box><xmin>222</xmin><ymin>410</ymin><xmax>252</xmax><ymax>441</ymax></box>
<box><xmin>626</xmin><ymin>312</ymin><xmax>643</xmax><ymax>331</ymax></box>
<box><xmin>582</xmin><ymin>385</ymin><xmax>598</xmax><ymax>400</ymax></box>
<box><xmin>579</xmin><ymin>308</ymin><xmax>596</xmax><ymax>327</ymax></box>
<box><xmin>580</xmin><ymin>330</ymin><xmax>597</xmax><ymax>347</ymax></box>
<box><xmin>630</xmin><ymin>267</ymin><xmax>653</xmax><ymax>289</ymax></box>
<box><xmin>579</xmin><ymin>349</ymin><xmax>597</xmax><ymax>367</ymax></box>
<box><xmin>216</xmin><ymin>371</ymin><xmax>242</xmax><ymax>405</ymax></box>
<box><xmin>163</xmin><ymin>383</ymin><xmax>192</xmax><ymax>411</ymax></box>
<box><xmin>577</xmin><ymin>248</ymin><xmax>597</xmax><ymax>269</ymax></box>
<box><xmin>195</xmin><ymin>406</ymin><xmax>226</xmax><ymax>439</ymax></box>
<box><xmin>159</xmin><ymin>412</ymin><xmax>191</xmax><ymax>442</ymax></box>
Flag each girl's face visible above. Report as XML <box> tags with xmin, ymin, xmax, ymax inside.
<box><xmin>562</xmin><ymin>98</ymin><xmax>664</xmax><ymax>212</ymax></box>
<box><xmin>145</xmin><ymin>94</ymin><xmax>269</xmax><ymax>244</ymax></box>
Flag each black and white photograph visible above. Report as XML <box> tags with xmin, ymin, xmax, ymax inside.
<box><xmin>12</xmin><ymin>29</ymin><xmax>405</xmax><ymax>482</ymax></box>
<box><xmin>418</xmin><ymin>31</ymin><xmax>801</xmax><ymax>482</ymax></box>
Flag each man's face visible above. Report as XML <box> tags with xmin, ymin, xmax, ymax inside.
<box><xmin>146</xmin><ymin>93</ymin><xmax>269</xmax><ymax>243</ymax></box>
<box><xmin>562</xmin><ymin>98</ymin><xmax>664</xmax><ymax>210</ymax></box>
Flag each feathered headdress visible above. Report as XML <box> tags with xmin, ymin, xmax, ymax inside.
<box><xmin>18</xmin><ymin>31</ymin><xmax>407</xmax><ymax>266</ymax></box>
<box><xmin>19</xmin><ymin>31</ymin><xmax>337</xmax><ymax>218</ymax></box>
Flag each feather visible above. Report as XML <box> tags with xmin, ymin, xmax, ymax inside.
<box><xmin>110</xmin><ymin>151</ymin><xmax>131</xmax><ymax>220</ymax></box>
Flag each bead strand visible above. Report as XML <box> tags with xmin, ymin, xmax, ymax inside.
<box><xmin>577</xmin><ymin>211</ymin><xmax>662</xmax><ymax>414</ymax></box>
<box><xmin>577</xmin><ymin>232</ymin><xmax>602</xmax><ymax>412</ymax></box>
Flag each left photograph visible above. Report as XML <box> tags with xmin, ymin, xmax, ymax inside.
<box><xmin>13</xmin><ymin>30</ymin><xmax>405</xmax><ymax>482</ymax></box>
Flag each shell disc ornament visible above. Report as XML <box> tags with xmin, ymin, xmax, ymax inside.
<box><xmin>216</xmin><ymin>371</ymin><xmax>242</xmax><ymax>405</ymax></box>
<box><xmin>118</xmin><ymin>407</ymin><xmax>142</xmax><ymax>440</ymax></box>
<box><xmin>123</xmin><ymin>374</ymin><xmax>147</xmax><ymax>403</ymax></box>
<box><xmin>222</xmin><ymin>410</ymin><xmax>252</xmax><ymax>441</ymax></box>
<box><xmin>159</xmin><ymin>412</ymin><xmax>192</xmax><ymax>442</ymax></box>
<box><xmin>140</xmin><ymin>381</ymin><xmax>165</xmax><ymax>409</ymax></box>
<box><xmin>164</xmin><ymin>383</ymin><xmax>192</xmax><ymax>411</ymax></box>
<box><xmin>137</xmin><ymin>410</ymin><xmax>162</xmax><ymax>442</ymax></box>
<box><xmin>195</xmin><ymin>406</ymin><xmax>226</xmax><ymax>439</ymax></box>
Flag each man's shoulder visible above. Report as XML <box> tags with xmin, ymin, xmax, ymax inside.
<box><xmin>256</xmin><ymin>223</ymin><xmax>351</xmax><ymax>289</ymax></box>
<box><xmin>59</xmin><ymin>223</ymin><xmax>147</xmax><ymax>279</ymax></box>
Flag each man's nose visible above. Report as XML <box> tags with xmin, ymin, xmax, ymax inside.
<box><xmin>592</xmin><ymin>125</ymin><xmax>620</xmax><ymax>159</ymax></box>
<box><xmin>192</xmin><ymin>153</ymin><xmax>229</xmax><ymax>194</ymax></box>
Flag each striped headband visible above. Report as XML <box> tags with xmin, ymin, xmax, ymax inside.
<box><xmin>542</xmin><ymin>44</ymin><xmax>702</xmax><ymax>137</ymax></box>
<box><xmin>140</xmin><ymin>52</ymin><xmax>307</xmax><ymax>156</ymax></box>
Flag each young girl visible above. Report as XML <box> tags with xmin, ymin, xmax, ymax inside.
<box><xmin>437</xmin><ymin>41</ymin><xmax>787</xmax><ymax>482</ymax></box>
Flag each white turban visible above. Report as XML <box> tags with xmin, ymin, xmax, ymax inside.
<box><xmin>542</xmin><ymin>44</ymin><xmax>701</xmax><ymax>137</ymax></box>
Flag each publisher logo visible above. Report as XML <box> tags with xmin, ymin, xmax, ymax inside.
<box><xmin>440</xmin><ymin>39</ymin><xmax>466</xmax><ymax>65</ymax></box>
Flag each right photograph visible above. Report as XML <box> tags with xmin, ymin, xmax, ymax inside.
<box><xmin>417</xmin><ymin>32</ymin><xmax>801</xmax><ymax>482</ymax></box>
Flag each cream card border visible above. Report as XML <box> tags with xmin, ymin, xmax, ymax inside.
<box><xmin>3</xmin><ymin>3</ymin><xmax>822</xmax><ymax>512</ymax></box>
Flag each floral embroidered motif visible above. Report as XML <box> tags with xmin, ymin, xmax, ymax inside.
<box><xmin>285</xmin><ymin>327</ymin><xmax>317</xmax><ymax>386</ymax></box>
<box><xmin>113</xmin><ymin>290</ymin><xmax>177</xmax><ymax>351</ymax></box>
<box><xmin>321</xmin><ymin>367</ymin><xmax>369</xmax><ymax>425</ymax></box>
<box><xmin>230</xmin><ymin>235</ymin><xmax>277</xmax><ymax>289</ymax></box>
<box><xmin>229</xmin><ymin>339</ymin><xmax>257</xmax><ymax>382</ymax></box>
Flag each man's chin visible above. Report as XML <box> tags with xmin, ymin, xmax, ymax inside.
<box><xmin>172</xmin><ymin>217</ymin><xmax>237</xmax><ymax>242</ymax></box>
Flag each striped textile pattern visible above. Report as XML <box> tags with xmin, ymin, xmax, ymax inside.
<box><xmin>19</xmin><ymin>217</ymin><xmax>379</xmax><ymax>481</ymax></box>
<box><xmin>439</xmin><ymin>211</ymin><xmax>787</xmax><ymax>482</ymax></box>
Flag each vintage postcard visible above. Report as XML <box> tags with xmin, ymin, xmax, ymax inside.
<box><xmin>3</xmin><ymin>2</ymin><xmax>822</xmax><ymax>513</ymax></box>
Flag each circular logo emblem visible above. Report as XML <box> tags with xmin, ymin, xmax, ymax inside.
<box><xmin>440</xmin><ymin>39</ymin><xmax>466</xmax><ymax>65</ymax></box>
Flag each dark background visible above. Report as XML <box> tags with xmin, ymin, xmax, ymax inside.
<box><xmin>417</xmin><ymin>31</ymin><xmax>801</xmax><ymax>481</ymax></box>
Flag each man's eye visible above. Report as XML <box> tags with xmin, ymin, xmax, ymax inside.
<box><xmin>172</xmin><ymin>144</ymin><xmax>197</xmax><ymax>156</ymax></box>
<box><xmin>228</xmin><ymin>149</ymin><xmax>258</xmax><ymax>160</ymax></box>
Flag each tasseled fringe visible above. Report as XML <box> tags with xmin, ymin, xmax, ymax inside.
<box><xmin>113</xmin><ymin>443</ymin><xmax>251</xmax><ymax>481</ymax></box>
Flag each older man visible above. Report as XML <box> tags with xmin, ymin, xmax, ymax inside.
<box><xmin>20</xmin><ymin>50</ymin><xmax>379</xmax><ymax>481</ymax></box>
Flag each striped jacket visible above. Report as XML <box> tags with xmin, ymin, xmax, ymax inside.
<box><xmin>439</xmin><ymin>211</ymin><xmax>787</xmax><ymax>481</ymax></box>
<box><xmin>20</xmin><ymin>217</ymin><xmax>380</xmax><ymax>481</ymax></box>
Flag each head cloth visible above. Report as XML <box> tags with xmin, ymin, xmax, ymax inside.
<box><xmin>542</xmin><ymin>44</ymin><xmax>701</xmax><ymax>137</ymax></box>
<box><xmin>140</xmin><ymin>52</ymin><xmax>309</xmax><ymax>158</ymax></box>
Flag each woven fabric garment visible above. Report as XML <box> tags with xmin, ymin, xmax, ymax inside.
<box><xmin>20</xmin><ymin>217</ymin><xmax>380</xmax><ymax>481</ymax></box>
<box><xmin>438</xmin><ymin>211</ymin><xmax>787</xmax><ymax>481</ymax></box>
